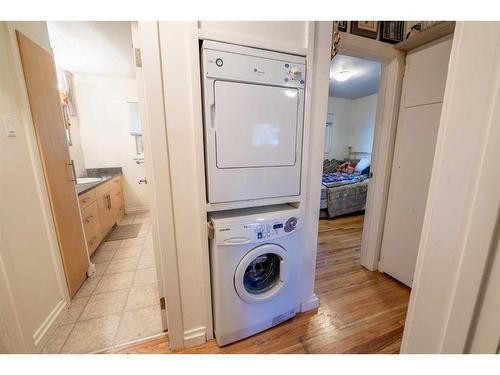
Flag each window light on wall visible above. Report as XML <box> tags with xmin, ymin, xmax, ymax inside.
<box><xmin>127</xmin><ymin>101</ymin><xmax>144</xmax><ymax>156</ymax></box>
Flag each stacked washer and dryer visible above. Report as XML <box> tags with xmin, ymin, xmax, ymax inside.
<box><xmin>201</xmin><ymin>41</ymin><xmax>306</xmax><ymax>346</ymax></box>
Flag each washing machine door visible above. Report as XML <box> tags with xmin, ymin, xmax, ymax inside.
<box><xmin>234</xmin><ymin>244</ymin><xmax>289</xmax><ymax>303</ymax></box>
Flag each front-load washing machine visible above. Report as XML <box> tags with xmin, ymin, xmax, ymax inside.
<box><xmin>209</xmin><ymin>204</ymin><xmax>301</xmax><ymax>346</ymax></box>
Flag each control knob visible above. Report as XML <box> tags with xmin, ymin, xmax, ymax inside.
<box><xmin>284</xmin><ymin>217</ymin><xmax>298</xmax><ymax>233</ymax></box>
<box><xmin>289</xmin><ymin>66</ymin><xmax>302</xmax><ymax>80</ymax></box>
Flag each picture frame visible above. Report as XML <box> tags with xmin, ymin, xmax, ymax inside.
<box><xmin>380</xmin><ymin>21</ymin><xmax>405</xmax><ymax>44</ymax></box>
<box><xmin>338</xmin><ymin>21</ymin><xmax>347</xmax><ymax>32</ymax></box>
<box><xmin>351</xmin><ymin>21</ymin><xmax>379</xmax><ymax>39</ymax></box>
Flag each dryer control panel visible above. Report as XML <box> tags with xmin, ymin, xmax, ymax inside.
<box><xmin>202</xmin><ymin>40</ymin><xmax>306</xmax><ymax>89</ymax></box>
<box><xmin>211</xmin><ymin>214</ymin><xmax>301</xmax><ymax>246</ymax></box>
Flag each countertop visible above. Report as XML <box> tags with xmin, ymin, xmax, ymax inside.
<box><xmin>76</xmin><ymin>168</ymin><xmax>123</xmax><ymax>195</ymax></box>
<box><xmin>76</xmin><ymin>175</ymin><xmax>121</xmax><ymax>195</ymax></box>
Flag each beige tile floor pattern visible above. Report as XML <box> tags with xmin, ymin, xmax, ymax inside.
<box><xmin>41</xmin><ymin>212</ymin><xmax>164</xmax><ymax>354</ymax></box>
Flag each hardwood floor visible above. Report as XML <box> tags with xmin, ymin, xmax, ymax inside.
<box><xmin>104</xmin><ymin>214</ymin><xmax>410</xmax><ymax>354</ymax></box>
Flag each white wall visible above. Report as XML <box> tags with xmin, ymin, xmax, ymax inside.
<box><xmin>198</xmin><ymin>21</ymin><xmax>308</xmax><ymax>51</ymax></box>
<box><xmin>0</xmin><ymin>21</ymin><xmax>69</xmax><ymax>353</ymax></box>
<box><xmin>326</xmin><ymin>97</ymin><xmax>351</xmax><ymax>160</ymax></box>
<box><xmin>72</xmin><ymin>74</ymin><xmax>149</xmax><ymax>213</ymax></box>
<box><xmin>350</xmin><ymin>94</ymin><xmax>378</xmax><ymax>152</ymax></box>
<box><xmin>325</xmin><ymin>93</ymin><xmax>378</xmax><ymax>160</ymax></box>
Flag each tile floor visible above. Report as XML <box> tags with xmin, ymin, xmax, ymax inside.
<box><xmin>41</xmin><ymin>212</ymin><xmax>164</xmax><ymax>354</ymax></box>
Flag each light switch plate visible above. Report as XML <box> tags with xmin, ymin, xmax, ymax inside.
<box><xmin>2</xmin><ymin>114</ymin><xmax>16</xmax><ymax>137</ymax></box>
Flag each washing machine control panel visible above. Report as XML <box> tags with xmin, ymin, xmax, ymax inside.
<box><xmin>248</xmin><ymin>216</ymin><xmax>299</xmax><ymax>241</ymax></box>
<box><xmin>211</xmin><ymin>211</ymin><xmax>301</xmax><ymax>245</ymax></box>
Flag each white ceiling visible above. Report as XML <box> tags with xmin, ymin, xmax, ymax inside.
<box><xmin>47</xmin><ymin>21</ymin><xmax>135</xmax><ymax>78</ymax></box>
<box><xmin>329</xmin><ymin>54</ymin><xmax>381</xmax><ymax>99</ymax></box>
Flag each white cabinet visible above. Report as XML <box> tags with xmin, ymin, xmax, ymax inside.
<box><xmin>380</xmin><ymin>36</ymin><xmax>453</xmax><ymax>287</ymax></box>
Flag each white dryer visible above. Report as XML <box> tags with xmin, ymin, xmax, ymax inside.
<box><xmin>209</xmin><ymin>204</ymin><xmax>301</xmax><ymax>346</ymax></box>
<box><xmin>201</xmin><ymin>41</ymin><xmax>306</xmax><ymax>205</ymax></box>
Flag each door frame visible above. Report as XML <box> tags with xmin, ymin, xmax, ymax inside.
<box><xmin>134</xmin><ymin>21</ymin><xmax>185</xmax><ymax>348</ymax></box>
<box><xmin>130</xmin><ymin>21</ymin><xmax>169</xmax><ymax>334</ymax></box>
<box><xmin>333</xmin><ymin>32</ymin><xmax>406</xmax><ymax>271</ymax></box>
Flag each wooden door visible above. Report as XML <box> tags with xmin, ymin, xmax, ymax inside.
<box><xmin>379</xmin><ymin>36</ymin><xmax>453</xmax><ymax>287</ymax></box>
<box><xmin>16</xmin><ymin>31</ymin><xmax>88</xmax><ymax>297</ymax></box>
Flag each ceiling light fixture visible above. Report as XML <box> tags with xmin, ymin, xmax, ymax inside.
<box><xmin>332</xmin><ymin>70</ymin><xmax>352</xmax><ymax>82</ymax></box>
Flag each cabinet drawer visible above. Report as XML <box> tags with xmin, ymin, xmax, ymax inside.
<box><xmin>79</xmin><ymin>189</ymin><xmax>96</xmax><ymax>209</ymax></box>
<box><xmin>95</xmin><ymin>179</ymin><xmax>113</xmax><ymax>198</ymax></box>
<box><xmin>110</xmin><ymin>175</ymin><xmax>121</xmax><ymax>186</ymax></box>
<box><xmin>95</xmin><ymin>176</ymin><xmax>122</xmax><ymax>197</ymax></box>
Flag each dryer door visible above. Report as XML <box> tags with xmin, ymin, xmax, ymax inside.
<box><xmin>234</xmin><ymin>243</ymin><xmax>289</xmax><ymax>303</ymax></box>
<box><xmin>214</xmin><ymin>81</ymin><xmax>299</xmax><ymax>169</ymax></box>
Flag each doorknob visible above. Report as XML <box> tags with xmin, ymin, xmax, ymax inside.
<box><xmin>138</xmin><ymin>178</ymin><xmax>148</xmax><ymax>185</ymax></box>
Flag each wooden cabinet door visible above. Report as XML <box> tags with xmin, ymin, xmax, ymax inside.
<box><xmin>16</xmin><ymin>31</ymin><xmax>88</xmax><ymax>297</ymax></box>
<box><xmin>97</xmin><ymin>192</ymin><xmax>114</xmax><ymax>239</ymax></box>
<box><xmin>110</xmin><ymin>186</ymin><xmax>125</xmax><ymax>223</ymax></box>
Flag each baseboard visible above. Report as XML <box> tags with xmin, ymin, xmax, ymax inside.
<box><xmin>300</xmin><ymin>294</ymin><xmax>320</xmax><ymax>312</ymax></box>
<box><xmin>125</xmin><ymin>206</ymin><xmax>150</xmax><ymax>214</ymax></box>
<box><xmin>183</xmin><ymin>326</ymin><xmax>207</xmax><ymax>348</ymax></box>
<box><xmin>33</xmin><ymin>298</ymin><xmax>68</xmax><ymax>352</ymax></box>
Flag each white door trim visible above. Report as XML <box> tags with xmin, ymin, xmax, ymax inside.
<box><xmin>137</xmin><ymin>21</ymin><xmax>184</xmax><ymax>349</ymax></box>
<box><xmin>130</xmin><ymin>21</ymin><xmax>168</xmax><ymax>333</ymax></box>
<box><xmin>334</xmin><ymin>32</ymin><xmax>406</xmax><ymax>271</ymax></box>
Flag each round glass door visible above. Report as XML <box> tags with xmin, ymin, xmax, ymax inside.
<box><xmin>244</xmin><ymin>253</ymin><xmax>281</xmax><ymax>295</ymax></box>
<box><xmin>234</xmin><ymin>244</ymin><xmax>289</xmax><ymax>303</ymax></box>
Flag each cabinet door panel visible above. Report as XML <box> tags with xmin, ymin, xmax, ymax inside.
<box><xmin>82</xmin><ymin>201</ymin><xmax>101</xmax><ymax>255</ymax></box>
<box><xmin>97</xmin><ymin>192</ymin><xmax>114</xmax><ymax>238</ymax></box>
<box><xmin>110</xmin><ymin>186</ymin><xmax>125</xmax><ymax>223</ymax></box>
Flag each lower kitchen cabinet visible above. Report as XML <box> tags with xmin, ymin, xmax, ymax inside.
<box><xmin>78</xmin><ymin>176</ymin><xmax>125</xmax><ymax>255</ymax></box>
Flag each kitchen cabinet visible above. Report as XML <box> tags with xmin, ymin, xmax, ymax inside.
<box><xmin>78</xmin><ymin>176</ymin><xmax>125</xmax><ymax>255</ymax></box>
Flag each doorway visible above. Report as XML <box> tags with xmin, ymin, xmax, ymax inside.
<box><xmin>313</xmin><ymin>33</ymin><xmax>411</xmax><ymax>352</ymax></box>
<box><xmin>321</xmin><ymin>54</ymin><xmax>381</xmax><ymax>222</ymax></box>
<box><xmin>17</xmin><ymin>21</ymin><xmax>168</xmax><ymax>353</ymax></box>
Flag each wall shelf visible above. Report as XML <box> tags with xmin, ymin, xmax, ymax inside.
<box><xmin>396</xmin><ymin>22</ymin><xmax>455</xmax><ymax>52</ymax></box>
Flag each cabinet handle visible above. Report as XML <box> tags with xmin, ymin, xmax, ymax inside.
<box><xmin>106</xmin><ymin>194</ymin><xmax>112</xmax><ymax>209</ymax></box>
<box><xmin>67</xmin><ymin>160</ymin><xmax>77</xmax><ymax>183</ymax></box>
